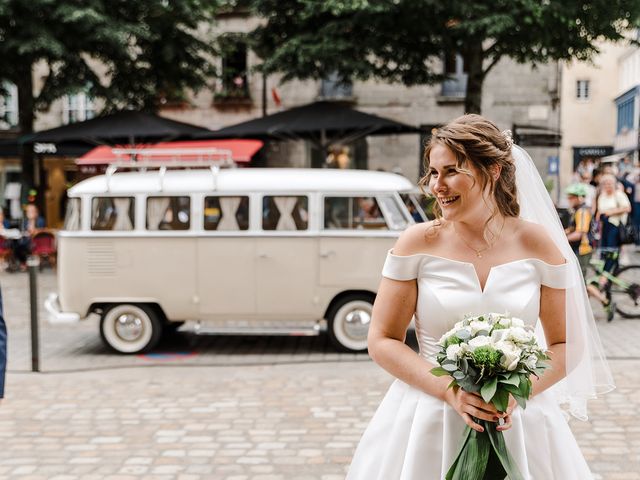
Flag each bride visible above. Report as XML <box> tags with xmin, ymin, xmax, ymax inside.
<box><xmin>346</xmin><ymin>114</ymin><xmax>614</xmax><ymax>479</ymax></box>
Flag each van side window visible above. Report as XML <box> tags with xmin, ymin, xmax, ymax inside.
<box><xmin>324</xmin><ymin>196</ymin><xmax>388</xmax><ymax>230</ymax></box>
<box><xmin>204</xmin><ymin>196</ymin><xmax>249</xmax><ymax>231</ymax></box>
<box><xmin>147</xmin><ymin>196</ymin><xmax>190</xmax><ymax>231</ymax></box>
<box><xmin>63</xmin><ymin>198</ymin><xmax>81</xmax><ymax>231</ymax></box>
<box><xmin>91</xmin><ymin>197</ymin><xmax>135</xmax><ymax>231</ymax></box>
<box><xmin>262</xmin><ymin>196</ymin><xmax>308</xmax><ymax>231</ymax></box>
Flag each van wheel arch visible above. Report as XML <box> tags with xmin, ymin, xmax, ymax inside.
<box><xmin>325</xmin><ymin>290</ymin><xmax>376</xmax><ymax>353</ymax></box>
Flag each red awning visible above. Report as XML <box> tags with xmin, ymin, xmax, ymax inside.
<box><xmin>76</xmin><ymin>139</ymin><xmax>263</xmax><ymax>165</ymax></box>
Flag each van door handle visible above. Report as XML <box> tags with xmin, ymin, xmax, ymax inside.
<box><xmin>320</xmin><ymin>250</ymin><xmax>335</xmax><ymax>258</ymax></box>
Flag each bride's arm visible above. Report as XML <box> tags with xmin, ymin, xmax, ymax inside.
<box><xmin>514</xmin><ymin>221</ymin><xmax>568</xmax><ymax>400</ymax></box>
<box><xmin>531</xmin><ymin>284</ymin><xmax>567</xmax><ymax>397</ymax></box>
<box><xmin>367</xmin><ymin>276</ymin><xmax>451</xmax><ymax>400</ymax></box>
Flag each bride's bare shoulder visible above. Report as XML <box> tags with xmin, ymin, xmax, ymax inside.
<box><xmin>513</xmin><ymin>219</ymin><xmax>565</xmax><ymax>265</ymax></box>
<box><xmin>392</xmin><ymin>221</ymin><xmax>446</xmax><ymax>256</ymax></box>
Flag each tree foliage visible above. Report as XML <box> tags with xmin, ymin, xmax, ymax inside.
<box><xmin>251</xmin><ymin>0</ymin><xmax>640</xmax><ymax>113</ymax></box>
<box><xmin>0</xmin><ymin>0</ymin><xmax>220</xmax><ymax>187</ymax></box>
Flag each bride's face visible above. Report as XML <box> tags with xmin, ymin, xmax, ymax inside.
<box><xmin>427</xmin><ymin>144</ymin><xmax>489</xmax><ymax>222</ymax></box>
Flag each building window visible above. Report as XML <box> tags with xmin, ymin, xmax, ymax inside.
<box><xmin>0</xmin><ymin>82</ymin><xmax>18</xmax><ymax>129</ymax></box>
<box><xmin>63</xmin><ymin>92</ymin><xmax>96</xmax><ymax>124</ymax></box>
<box><xmin>617</xmin><ymin>97</ymin><xmax>635</xmax><ymax>133</ymax></box>
<box><xmin>576</xmin><ymin>80</ymin><xmax>590</xmax><ymax>100</ymax></box>
<box><xmin>215</xmin><ymin>35</ymin><xmax>249</xmax><ymax>102</ymax></box>
<box><xmin>441</xmin><ymin>52</ymin><xmax>467</xmax><ymax>98</ymax></box>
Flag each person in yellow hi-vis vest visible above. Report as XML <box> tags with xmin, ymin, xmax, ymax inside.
<box><xmin>565</xmin><ymin>183</ymin><xmax>593</xmax><ymax>276</ymax></box>
<box><xmin>565</xmin><ymin>183</ymin><xmax>615</xmax><ymax>321</ymax></box>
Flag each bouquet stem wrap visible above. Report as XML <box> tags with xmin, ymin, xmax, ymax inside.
<box><xmin>445</xmin><ymin>419</ymin><xmax>523</xmax><ymax>480</ymax></box>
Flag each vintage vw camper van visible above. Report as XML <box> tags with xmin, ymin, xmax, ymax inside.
<box><xmin>46</xmin><ymin>164</ymin><xmax>427</xmax><ymax>353</ymax></box>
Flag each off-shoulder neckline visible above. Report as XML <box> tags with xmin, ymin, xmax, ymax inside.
<box><xmin>387</xmin><ymin>250</ymin><xmax>567</xmax><ymax>293</ymax></box>
<box><xmin>388</xmin><ymin>249</ymin><xmax>567</xmax><ymax>270</ymax></box>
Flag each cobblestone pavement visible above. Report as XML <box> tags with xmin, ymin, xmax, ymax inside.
<box><xmin>0</xmin><ymin>254</ymin><xmax>639</xmax><ymax>479</ymax></box>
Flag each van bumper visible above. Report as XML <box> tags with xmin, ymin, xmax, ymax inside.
<box><xmin>44</xmin><ymin>293</ymin><xmax>81</xmax><ymax>325</ymax></box>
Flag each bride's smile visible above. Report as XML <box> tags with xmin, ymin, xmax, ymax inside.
<box><xmin>428</xmin><ymin>143</ymin><xmax>494</xmax><ymax>225</ymax></box>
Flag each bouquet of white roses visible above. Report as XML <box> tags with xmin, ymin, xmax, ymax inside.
<box><xmin>431</xmin><ymin>313</ymin><xmax>550</xmax><ymax>480</ymax></box>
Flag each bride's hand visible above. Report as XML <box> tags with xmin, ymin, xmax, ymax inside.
<box><xmin>496</xmin><ymin>395</ymin><xmax>518</xmax><ymax>432</ymax></box>
<box><xmin>445</xmin><ymin>387</ymin><xmax>506</xmax><ymax>433</ymax></box>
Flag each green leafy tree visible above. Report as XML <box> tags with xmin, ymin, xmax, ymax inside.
<box><xmin>251</xmin><ymin>0</ymin><xmax>640</xmax><ymax>113</ymax></box>
<box><xmin>0</xmin><ymin>0</ymin><xmax>219</xmax><ymax>190</ymax></box>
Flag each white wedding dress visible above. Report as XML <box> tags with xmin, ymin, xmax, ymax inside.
<box><xmin>347</xmin><ymin>250</ymin><xmax>593</xmax><ymax>480</ymax></box>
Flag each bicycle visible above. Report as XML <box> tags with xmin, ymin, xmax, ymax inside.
<box><xmin>585</xmin><ymin>248</ymin><xmax>640</xmax><ymax>319</ymax></box>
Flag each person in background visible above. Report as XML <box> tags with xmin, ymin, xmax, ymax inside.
<box><xmin>0</xmin><ymin>208</ymin><xmax>10</xmax><ymax>230</ymax></box>
<box><xmin>565</xmin><ymin>184</ymin><xmax>593</xmax><ymax>278</ymax></box>
<box><xmin>0</xmin><ymin>286</ymin><xmax>5</xmax><ymax>403</ymax></box>
<box><xmin>595</xmin><ymin>173</ymin><xmax>631</xmax><ymax>290</ymax></box>
<box><xmin>14</xmin><ymin>204</ymin><xmax>46</xmax><ymax>271</ymax></box>
<box><xmin>633</xmin><ymin>169</ymin><xmax>640</xmax><ymax>250</ymax></box>
<box><xmin>578</xmin><ymin>172</ymin><xmax>597</xmax><ymax>210</ymax></box>
<box><xmin>565</xmin><ymin>184</ymin><xmax>615</xmax><ymax>320</ymax></box>
<box><xmin>22</xmin><ymin>204</ymin><xmax>45</xmax><ymax>234</ymax></box>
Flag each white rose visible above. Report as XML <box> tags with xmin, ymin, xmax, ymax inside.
<box><xmin>491</xmin><ymin>328</ymin><xmax>508</xmax><ymax>343</ymax></box>
<box><xmin>506</xmin><ymin>326</ymin><xmax>533</xmax><ymax>344</ymax></box>
<box><xmin>524</xmin><ymin>354</ymin><xmax>538</xmax><ymax>370</ymax></box>
<box><xmin>511</xmin><ymin>317</ymin><xmax>525</xmax><ymax>327</ymax></box>
<box><xmin>495</xmin><ymin>340</ymin><xmax>522</xmax><ymax>371</ymax></box>
<box><xmin>498</xmin><ymin>317</ymin><xmax>512</xmax><ymax>327</ymax></box>
<box><xmin>469</xmin><ymin>320</ymin><xmax>491</xmax><ymax>335</ymax></box>
<box><xmin>467</xmin><ymin>335</ymin><xmax>492</xmax><ymax>351</ymax></box>
<box><xmin>446</xmin><ymin>344</ymin><xmax>462</xmax><ymax>361</ymax></box>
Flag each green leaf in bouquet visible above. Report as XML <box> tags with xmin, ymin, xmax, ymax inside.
<box><xmin>431</xmin><ymin>366</ymin><xmax>451</xmax><ymax>377</ymax></box>
<box><xmin>443</xmin><ymin>363</ymin><xmax>459</xmax><ymax>372</ymax></box>
<box><xmin>500</xmin><ymin>375</ymin><xmax>520</xmax><ymax>387</ymax></box>
<box><xmin>447</xmin><ymin>379</ymin><xmax>458</xmax><ymax>389</ymax></box>
<box><xmin>513</xmin><ymin>394</ymin><xmax>527</xmax><ymax>410</ymax></box>
<box><xmin>460</xmin><ymin>357</ymin><xmax>469</xmax><ymax>373</ymax></box>
<box><xmin>519</xmin><ymin>377</ymin><xmax>531</xmax><ymax>399</ymax></box>
<box><xmin>458</xmin><ymin>378</ymin><xmax>482</xmax><ymax>393</ymax></box>
<box><xmin>481</xmin><ymin>377</ymin><xmax>498</xmax><ymax>403</ymax></box>
<box><xmin>492</xmin><ymin>388</ymin><xmax>509</xmax><ymax>413</ymax></box>
<box><xmin>502</xmin><ymin>385</ymin><xmax>521</xmax><ymax>403</ymax></box>
<box><xmin>453</xmin><ymin>371</ymin><xmax>466</xmax><ymax>380</ymax></box>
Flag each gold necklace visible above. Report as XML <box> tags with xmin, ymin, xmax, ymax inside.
<box><xmin>454</xmin><ymin>221</ymin><xmax>505</xmax><ymax>258</ymax></box>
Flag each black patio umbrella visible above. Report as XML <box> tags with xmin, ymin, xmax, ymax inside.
<box><xmin>20</xmin><ymin>110</ymin><xmax>212</xmax><ymax>148</ymax></box>
<box><xmin>196</xmin><ymin>101</ymin><xmax>420</xmax><ymax>151</ymax></box>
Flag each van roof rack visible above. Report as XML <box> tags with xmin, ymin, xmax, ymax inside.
<box><xmin>105</xmin><ymin>156</ymin><xmax>236</xmax><ymax>191</ymax></box>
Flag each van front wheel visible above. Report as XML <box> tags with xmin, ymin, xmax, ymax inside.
<box><xmin>100</xmin><ymin>304</ymin><xmax>163</xmax><ymax>354</ymax></box>
<box><xmin>327</xmin><ymin>295</ymin><xmax>373</xmax><ymax>353</ymax></box>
